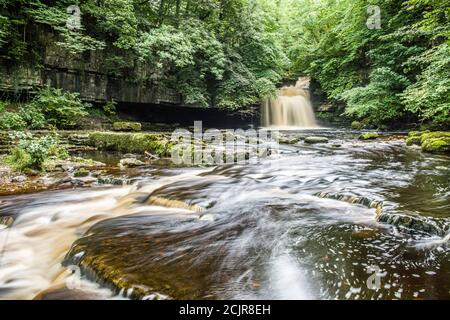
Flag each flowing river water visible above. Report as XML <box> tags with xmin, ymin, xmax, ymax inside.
<box><xmin>0</xmin><ymin>129</ymin><xmax>450</xmax><ymax>300</ymax></box>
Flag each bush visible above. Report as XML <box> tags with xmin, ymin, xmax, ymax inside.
<box><xmin>0</xmin><ymin>112</ymin><xmax>27</xmax><ymax>130</ymax></box>
<box><xmin>18</xmin><ymin>105</ymin><xmax>46</xmax><ymax>129</ymax></box>
<box><xmin>29</xmin><ymin>87</ymin><xmax>90</xmax><ymax>129</ymax></box>
<box><xmin>0</xmin><ymin>101</ymin><xmax>8</xmax><ymax>113</ymax></box>
<box><xmin>103</xmin><ymin>101</ymin><xmax>117</xmax><ymax>117</ymax></box>
<box><xmin>6</xmin><ymin>132</ymin><xmax>69</xmax><ymax>171</ymax></box>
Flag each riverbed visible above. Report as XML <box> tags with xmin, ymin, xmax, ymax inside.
<box><xmin>0</xmin><ymin>129</ymin><xmax>449</xmax><ymax>300</ymax></box>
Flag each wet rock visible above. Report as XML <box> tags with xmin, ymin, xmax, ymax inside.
<box><xmin>119</xmin><ymin>158</ymin><xmax>146</xmax><ymax>169</ymax></box>
<box><xmin>420</xmin><ymin>132</ymin><xmax>450</xmax><ymax>153</ymax></box>
<box><xmin>359</xmin><ymin>132</ymin><xmax>380</xmax><ymax>140</ymax></box>
<box><xmin>112</xmin><ymin>122</ymin><xmax>142</xmax><ymax>132</ymax></box>
<box><xmin>34</xmin><ymin>285</ymin><xmax>108</xmax><ymax>300</ymax></box>
<box><xmin>0</xmin><ymin>216</ymin><xmax>14</xmax><ymax>228</ymax></box>
<box><xmin>97</xmin><ymin>177</ymin><xmax>129</xmax><ymax>186</ymax></box>
<box><xmin>73</xmin><ymin>168</ymin><xmax>89</xmax><ymax>178</ymax></box>
<box><xmin>122</xmin><ymin>153</ymin><xmax>138</xmax><ymax>159</ymax></box>
<box><xmin>305</xmin><ymin>136</ymin><xmax>329</xmax><ymax>144</ymax></box>
<box><xmin>378</xmin><ymin>213</ymin><xmax>450</xmax><ymax>237</ymax></box>
<box><xmin>314</xmin><ymin>191</ymin><xmax>450</xmax><ymax>237</ymax></box>
<box><xmin>406</xmin><ymin>131</ymin><xmax>428</xmax><ymax>146</ymax></box>
<box><xmin>11</xmin><ymin>175</ymin><xmax>27</xmax><ymax>183</ymax></box>
<box><xmin>43</xmin><ymin>157</ymin><xmax>106</xmax><ymax>172</ymax></box>
<box><xmin>405</xmin><ymin>131</ymin><xmax>450</xmax><ymax>153</ymax></box>
<box><xmin>351</xmin><ymin>121</ymin><xmax>363</xmax><ymax>130</ymax></box>
<box><xmin>89</xmin><ymin>132</ymin><xmax>171</xmax><ymax>157</ymax></box>
<box><xmin>63</xmin><ymin>213</ymin><xmax>236</xmax><ymax>300</ymax></box>
<box><xmin>276</xmin><ymin>134</ymin><xmax>300</xmax><ymax>145</ymax></box>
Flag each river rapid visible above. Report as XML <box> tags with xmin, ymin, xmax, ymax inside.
<box><xmin>0</xmin><ymin>129</ymin><xmax>449</xmax><ymax>300</ymax></box>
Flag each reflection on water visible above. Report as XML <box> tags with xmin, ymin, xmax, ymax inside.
<box><xmin>0</xmin><ymin>130</ymin><xmax>449</xmax><ymax>300</ymax></box>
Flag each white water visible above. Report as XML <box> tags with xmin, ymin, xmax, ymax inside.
<box><xmin>0</xmin><ymin>169</ymin><xmax>208</xmax><ymax>300</ymax></box>
<box><xmin>262</xmin><ymin>78</ymin><xmax>318</xmax><ymax>128</ymax></box>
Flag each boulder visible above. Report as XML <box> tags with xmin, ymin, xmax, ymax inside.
<box><xmin>304</xmin><ymin>136</ymin><xmax>329</xmax><ymax>144</ymax></box>
<box><xmin>406</xmin><ymin>131</ymin><xmax>450</xmax><ymax>153</ymax></box>
<box><xmin>0</xmin><ymin>216</ymin><xmax>14</xmax><ymax>228</ymax></box>
<box><xmin>73</xmin><ymin>168</ymin><xmax>89</xmax><ymax>178</ymax></box>
<box><xmin>11</xmin><ymin>175</ymin><xmax>27</xmax><ymax>183</ymax></box>
<box><xmin>119</xmin><ymin>158</ymin><xmax>146</xmax><ymax>168</ymax></box>
<box><xmin>112</xmin><ymin>122</ymin><xmax>142</xmax><ymax>132</ymax></box>
<box><xmin>88</xmin><ymin>132</ymin><xmax>171</xmax><ymax>157</ymax></box>
<box><xmin>359</xmin><ymin>132</ymin><xmax>380</xmax><ymax>140</ymax></box>
<box><xmin>420</xmin><ymin>132</ymin><xmax>450</xmax><ymax>153</ymax></box>
<box><xmin>351</xmin><ymin>121</ymin><xmax>363</xmax><ymax>130</ymax></box>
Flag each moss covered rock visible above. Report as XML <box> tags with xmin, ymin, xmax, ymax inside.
<box><xmin>420</xmin><ymin>132</ymin><xmax>450</xmax><ymax>153</ymax></box>
<box><xmin>406</xmin><ymin>131</ymin><xmax>450</xmax><ymax>153</ymax></box>
<box><xmin>406</xmin><ymin>131</ymin><xmax>429</xmax><ymax>146</ymax></box>
<box><xmin>89</xmin><ymin>132</ymin><xmax>171</xmax><ymax>157</ymax></box>
<box><xmin>73</xmin><ymin>168</ymin><xmax>89</xmax><ymax>177</ymax></box>
<box><xmin>304</xmin><ymin>136</ymin><xmax>329</xmax><ymax>144</ymax></box>
<box><xmin>359</xmin><ymin>132</ymin><xmax>380</xmax><ymax>140</ymax></box>
<box><xmin>351</xmin><ymin>121</ymin><xmax>363</xmax><ymax>130</ymax></box>
<box><xmin>112</xmin><ymin>122</ymin><xmax>142</xmax><ymax>132</ymax></box>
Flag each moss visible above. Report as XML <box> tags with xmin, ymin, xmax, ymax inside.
<box><xmin>73</xmin><ymin>168</ymin><xmax>89</xmax><ymax>177</ymax></box>
<box><xmin>351</xmin><ymin>121</ymin><xmax>362</xmax><ymax>130</ymax></box>
<box><xmin>112</xmin><ymin>122</ymin><xmax>142</xmax><ymax>132</ymax></box>
<box><xmin>359</xmin><ymin>132</ymin><xmax>380</xmax><ymax>140</ymax></box>
<box><xmin>407</xmin><ymin>131</ymin><xmax>450</xmax><ymax>153</ymax></box>
<box><xmin>89</xmin><ymin>132</ymin><xmax>171</xmax><ymax>157</ymax></box>
<box><xmin>419</xmin><ymin>131</ymin><xmax>450</xmax><ymax>143</ymax></box>
<box><xmin>421</xmin><ymin>136</ymin><xmax>450</xmax><ymax>153</ymax></box>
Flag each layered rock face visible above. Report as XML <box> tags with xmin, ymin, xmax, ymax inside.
<box><xmin>0</xmin><ymin>34</ymin><xmax>181</xmax><ymax>105</ymax></box>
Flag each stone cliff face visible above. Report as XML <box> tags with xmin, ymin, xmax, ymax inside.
<box><xmin>0</xmin><ymin>34</ymin><xmax>181</xmax><ymax>105</ymax></box>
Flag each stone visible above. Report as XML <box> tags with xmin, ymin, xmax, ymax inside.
<box><xmin>119</xmin><ymin>158</ymin><xmax>146</xmax><ymax>168</ymax></box>
<box><xmin>88</xmin><ymin>132</ymin><xmax>171</xmax><ymax>157</ymax></box>
<box><xmin>317</xmin><ymin>103</ymin><xmax>336</xmax><ymax>113</ymax></box>
<box><xmin>359</xmin><ymin>132</ymin><xmax>380</xmax><ymax>140</ymax></box>
<box><xmin>0</xmin><ymin>216</ymin><xmax>14</xmax><ymax>228</ymax></box>
<box><xmin>405</xmin><ymin>131</ymin><xmax>429</xmax><ymax>146</ymax></box>
<box><xmin>351</xmin><ymin>121</ymin><xmax>363</xmax><ymax>130</ymax></box>
<box><xmin>11</xmin><ymin>175</ymin><xmax>27</xmax><ymax>183</ymax></box>
<box><xmin>112</xmin><ymin>122</ymin><xmax>142</xmax><ymax>132</ymax></box>
<box><xmin>304</xmin><ymin>136</ymin><xmax>329</xmax><ymax>144</ymax></box>
<box><xmin>73</xmin><ymin>168</ymin><xmax>89</xmax><ymax>178</ymax></box>
<box><xmin>419</xmin><ymin>132</ymin><xmax>450</xmax><ymax>153</ymax></box>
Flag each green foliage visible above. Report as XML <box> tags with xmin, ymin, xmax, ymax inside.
<box><xmin>0</xmin><ymin>112</ymin><xmax>27</xmax><ymax>130</ymax></box>
<box><xmin>342</xmin><ymin>67</ymin><xmax>411</xmax><ymax>125</ymax></box>
<box><xmin>29</xmin><ymin>87</ymin><xmax>90</xmax><ymax>129</ymax></box>
<box><xmin>103</xmin><ymin>100</ymin><xmax>117</xmax><ymax>117</ymax></box>
<box><xmin>18</xmin><ymin>105</ymin><xmax>46</xmax><ymax>129</ymax></box>
<box><xmin>1</xmin><ymin>0</ymin><xmax>286</xmax><ymax>110</ymax></box>
<box><xmin>6</xmin><ymin>132</ymin><xmax>69</xmax><ymax>171</ymax></box>
<box><xmin>281</xmin><ymin>0</ymin><xmax>450</xmax><ymax>128</ymax></box>
<box><xmin>401</xmin><ymin>44</ymin><xmax>450</xmax><ymax>126</ymax></box>
<box><xmin>0</xmin><ymin>100</ymin><xmax>8</xmax><ymax>113</ymax></box>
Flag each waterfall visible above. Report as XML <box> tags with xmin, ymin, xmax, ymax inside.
<box><xmin>262</xmin><ymin>77</ymin><xmax>318</xmax><ymax>128</ymax></box>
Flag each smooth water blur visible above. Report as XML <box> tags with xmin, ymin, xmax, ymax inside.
<box><xmin>261</xmin><ymin>78</ymin><xmax>318</xmax><ymax>128</ymax></box>
<box><xmin>0</xmin><ymin>129</ymin><xmax>449</xmax><ymax>300</ymax></box>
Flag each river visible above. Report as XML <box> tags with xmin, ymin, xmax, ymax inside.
<box><xmin>0</xmin><ymin>129</ymin><xmax>449</xmax><ymax>300</ymax></box>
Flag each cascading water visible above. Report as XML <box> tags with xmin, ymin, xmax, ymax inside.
<box><xmin>261</xmin><ymin>77</ymin><xmax>318</xmax><ymax>128</ymax></box>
